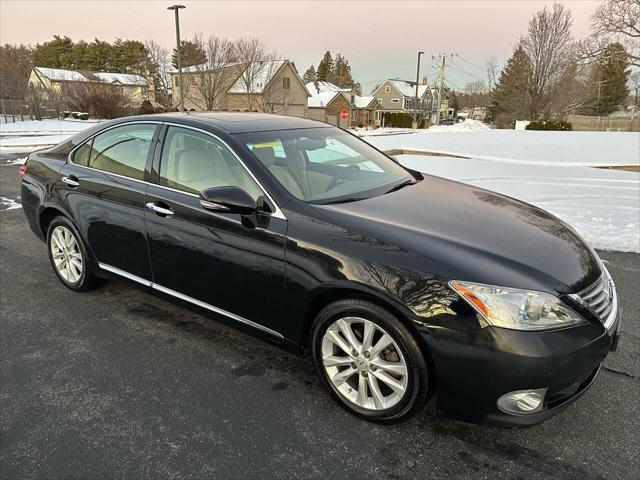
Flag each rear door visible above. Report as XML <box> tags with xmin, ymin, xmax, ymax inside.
<box><xmin>144</xmin><ymin>125</ymin><xmax>288</xmax><ymax>338</ymax></box>
<box><xmin>58</xmin><ymin>122</ymin><xmax>160</xmax><ymax>280</ymax></box>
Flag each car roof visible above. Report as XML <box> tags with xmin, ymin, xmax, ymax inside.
<box><xmin>128</xmin><ymin>112</ymin><xmax>331</xmax><ymax>134</ymax></box>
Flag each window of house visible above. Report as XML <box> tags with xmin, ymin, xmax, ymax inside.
<box><xmin>390</xmin><ymin>98</ymin><xmax>400</xmax><ymax>104</ymax></box>
<box><xmin>88</xmin><ymin>124</ymin><xmax>157</xmax><ymax>180</ymax></box>
<box><xmin>384</xmin><ymin>85</ymin><xmax>390</xmax><ymax>93</ymax></box>
<box><xmin>159</xmin><ymin>126</ymin><xmax>263</xmax><ymax>201</ymax></box>
<box><xmin>351</xmin><ymin>109</ymin><xmax>358</xmax><ymax>121</ymax></box>
<box><xmin>282</xmin><ymin>77</ymin><xmax>291</xmax><ymax>90</ymax></box>
<box><xmin>404</xmin><ymin>98</ymin><xmax>412</xmax><ymax>109</ymax></box>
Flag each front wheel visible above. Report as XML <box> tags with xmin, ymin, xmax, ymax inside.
<box><xmin>311</xmin><ymin>299</ymin><xmax>430</xmax><ymax>422</ymax></box>
<box><xmin>47</xmin><ymin>216</ymin><xmax>98</xmax><ymax>291</ymax></box>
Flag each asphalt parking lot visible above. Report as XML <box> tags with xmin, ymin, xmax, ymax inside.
<box><xmin>1</xmin><ymin>154</ymin><xmax>639</xmax><ymax>479</ymax></box>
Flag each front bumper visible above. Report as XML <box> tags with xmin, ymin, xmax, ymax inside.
<box><xmin>420</xmin><ymin>302</ymin><xmax>621</xmax><ymax>427</ymax></box>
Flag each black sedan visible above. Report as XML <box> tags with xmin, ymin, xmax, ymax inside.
<box><xmin>20</xmin><ymin>112</ymin><xmax>621</xmax><ymax>426</ymax></box>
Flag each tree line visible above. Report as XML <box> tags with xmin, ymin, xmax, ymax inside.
<box><xmin>487</xmin><ymin>0</ymin><xmax>637</xmax><ymax>124</ymax></box>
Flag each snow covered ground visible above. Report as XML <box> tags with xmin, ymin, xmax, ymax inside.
<box><xmin>364</xmin><ymin>125</ymin><xmax>639</xmax><ymax>168</ymax></box>
<box><xmin>0</xmin><ymin>119</ymin><xmax>100</xmax><ymax>152</ymax></box>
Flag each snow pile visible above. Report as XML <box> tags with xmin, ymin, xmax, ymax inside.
<box><xmin>0</xmin><ymin>196</ymin><xmax>21</xmax><ymax>211</ymax></box>
<box><xmin>394</xmin><ymin>155</ymin><xmax>640</xmax><ymax>252</ymax></box>
<box><xmin>427</xmin><ymin>119</ymin><xmax>490</xmax><ymax>132</ymax></box>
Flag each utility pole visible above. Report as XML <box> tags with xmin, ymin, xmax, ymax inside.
<box><xmin>412</xmin><ymin>51</ymin><xmax>424</xmax><ymax>129</ymax></box>
<box><xmin>168</xmin><ymin>4</ymin><xmax>186</xmax><ymax>111</ymax></box>
<box><xmin>433</xmin><ymin>53</ymin><xmax>452</xmax><ymax>125</ymax></box>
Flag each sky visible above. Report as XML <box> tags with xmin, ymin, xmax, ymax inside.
<box><xmin>1</xmin><ymin>0</ymin><xmax>600</xmax><ymax>93</ymax></box>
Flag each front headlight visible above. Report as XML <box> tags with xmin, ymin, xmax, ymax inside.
<box><xmin>449</xmin><ymin>281</ymin><xmax>586</xmax><ymax>331</ymax></box>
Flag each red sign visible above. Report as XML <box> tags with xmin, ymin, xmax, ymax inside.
<box><xmin>340</xmin><ymin>108</ymin><xmax>349</xmax><ymax>120</ymax></box>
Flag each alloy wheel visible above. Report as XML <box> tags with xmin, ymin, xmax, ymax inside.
<box><xmin>321</xmin><ymin>316</ymin><xmax>409</xmax><ymax>410</ymax></box>
<box><xmin>50</xmin><ymin>225</ymin><xmax>83</xmax><ymax>283</ymax></box>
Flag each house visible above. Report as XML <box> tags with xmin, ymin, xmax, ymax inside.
<box><xmin>306</xmin><ymin>81</ymin><xmax>381</xmax><ymax>128</ymax></box>
<box><xmin>306</xmin><ymin>81</ymin><xmax>351</xmax><ymax>128</ymax></box>
<box><xmin>371</xmin><ymin>79</ymin><xmax>436</xmax><ymax>125</ymax></box>
<box><xmin>172</xmin><ymin>59</ymin><xmax>309</xmax><ymax>118</ymax></box>
<box><xmin>351</xmin><ymin>95</ymin><xmax>382</xmax><ymax>128</ymax></box>
<box><xmin>28</xmin><ymin>67</ymin><xmax>149</xmax><ymax>106</ymax></box>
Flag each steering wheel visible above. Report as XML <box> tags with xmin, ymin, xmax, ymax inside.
<box><xmin>324</xmin><ymin>164</ymin><xmax>360</xmax><ymax>192</ymax></box>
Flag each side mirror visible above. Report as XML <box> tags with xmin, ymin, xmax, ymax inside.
<box><xmin>199</xmin><ymin>186</ymin><xmax>257</xmax><ymax>215</ymax></box>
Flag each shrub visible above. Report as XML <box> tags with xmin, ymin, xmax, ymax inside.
<box><xmin>137</xmin><ymin>100</ymin><xmax>156</xmax><ymax>115</ymax></box>
<box><xmin>525</xmin><ymin>119</ymin><xmax>572</xmax><ymax>131</ymax></box>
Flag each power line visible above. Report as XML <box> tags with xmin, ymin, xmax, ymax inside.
<box><xmin>449</xmin><ymin>61</ymin><xmax>486</xmax><ymax>83</ymax></box>
<box><xmin>455</xmin><ymin>54</ymin><xmax>486</xmax><ymax>72</ymax></box>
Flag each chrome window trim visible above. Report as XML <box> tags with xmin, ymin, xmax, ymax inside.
<box><xmin>66</xmin><ymin>119</ymin><xmax>286</xmax><ymax>220</ymax></box>
<box><xmin>98</xmin><ymin>262</ymin><xmax>284</xmax><ymax>339</ymax></box>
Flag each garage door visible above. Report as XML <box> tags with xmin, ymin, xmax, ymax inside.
<box><xmin>286</xmin><ymin>105</ymin><xmax>306</xmax><ymax>118</ymax></box>
<box><xmin>327</xmin><ymin>114</ymin><xmax>338</xmax><ymax>126</ymax></box>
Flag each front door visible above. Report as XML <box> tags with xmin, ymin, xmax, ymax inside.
<box><xmin>144</xmin><ymin>125</ymin><xmax>288</xmax><ymax>338</ymax></box>
<box><xmin>59</xmin><ymin>123</ymin><xmax>159</xmax><ymax>280</ymax></box>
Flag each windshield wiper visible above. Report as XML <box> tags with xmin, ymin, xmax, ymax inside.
<box><xmin>322</xmin><ymin>196</ymin><xmax>367</xmax><ymax>205</ymax></box>
<box><xmin>386</xmin><ymin>179</ymin><xmax>417</xmax><ymax>194</ymax></box>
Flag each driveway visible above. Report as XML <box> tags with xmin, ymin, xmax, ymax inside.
<box><xmin>1</xmin><ymin>157</ymin><xmax>638</xmax><ymax>479</ymax></box>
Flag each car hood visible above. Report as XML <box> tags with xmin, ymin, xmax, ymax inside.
<box><xmin>315</xmin><ymin>176</ymin><xmax>601</xmax><ymax>294</ymax></box>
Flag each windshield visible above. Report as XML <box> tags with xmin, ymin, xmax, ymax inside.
<box><xmin>236</xmin><ymin>127</ymin><xmax>414</xmax><ymax>203</ymax></box>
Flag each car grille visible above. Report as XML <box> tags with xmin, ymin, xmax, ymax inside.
<box><xmin>577</xmin><ymin>273</ymin><xmax>614</xmax><ymax>322</ymax></box>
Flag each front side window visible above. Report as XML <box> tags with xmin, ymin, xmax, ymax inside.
<box><xmin>239</xmin><ymin>127</ymin><xmax>413</xmax><ymax>203</ymax></box>
<box><xmin>282</xmin><ymin>77</ymin><xmax>291</xmax><ymax>90</ymax></box>
<box><xmin>391</xmin><ymin>98</ymin><xmax>400</xmax><ymax>104</ymax></box>
<box><xmin>159</xmin><ymin>126</ymin><xmax>263</xmax><ymax>202</ymax></box>
<box><xmin>384</xmin><ymin>85</ymin><xmax>391</xmax><ymax>93</ymax></box>
<box><xmin>88</xmin><ymin>124</ymin><xmax>157</xmax><ymax>180</ymax></box>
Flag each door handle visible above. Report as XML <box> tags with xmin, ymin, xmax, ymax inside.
<box><xmin>61</xmin><ymin>176</ymin><xmax>80</xmax><ymax>188</ymax></box>
<box><xmin>145</xmin><ymin>202</ymin><xmax>174</xmax><ymax>217</ymax></box>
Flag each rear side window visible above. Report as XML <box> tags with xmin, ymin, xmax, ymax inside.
<box><xmin>87</xmin><ymin>124</ymin><xmax>157</xmax><ymax>180</ymax></box>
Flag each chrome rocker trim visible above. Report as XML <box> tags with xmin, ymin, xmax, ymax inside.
<box><xmin>98</xmin><ymin>262</ymin><xmax>283</xmax><ymax>340</ymax></box>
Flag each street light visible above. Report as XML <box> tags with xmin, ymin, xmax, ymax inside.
<box><xmin>168</xmin><ymin>4</ymin><xmax>186</xmax><ymax>111</ymax></box>
<box><xmin>413</xmin><ymin>51</ymin><xmax>424</xmax><ymax>129</ymax></box>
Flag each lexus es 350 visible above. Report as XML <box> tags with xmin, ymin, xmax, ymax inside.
<box><xmin>20</xmin><ymin>113</ymin><xmax>621</xmax><ymax>426</ymax></box>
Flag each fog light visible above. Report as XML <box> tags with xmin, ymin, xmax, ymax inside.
<box><xmin>497</xmin><ymin>388</ymin><xmax>547</xmax><ymax>415</ymax></box>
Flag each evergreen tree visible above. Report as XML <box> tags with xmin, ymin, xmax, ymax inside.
<box><xmin>171</xmin><ymin>40</ymin><xmax>206</xmax><ymax>69</ymax></box>
<box><xmin>302</xmin><ymin>65</ymin><xmax>316</xmax><ymax>84</ymax></box>
<box><xmin>587</xmin><ymin>42</ymin><xmax>629</xmax><ymax>115</ymax></box>
<box><xmin>333</xmin><ymin>54</ymin><xmax>354</xmax><ymax>88</ymax></box>
<box><xmin>111</xmin><ymin>39</ymin><xmax>150</xmax><ymax>74</ymax></box>
<box><xmin>84</xmin><ymin>39</ymin><xmax>113</xmax><ymax>71</ymax></box>
<box><xmin>0</xmin><ymin>44</ymin><xmax>35</xmax><ymax>99</ymax></box>
<box><xmin>316</xmin><ymin>51</ymin><xmax>333</xmax><ymax>82</ymax></box>
<box><xmin>34</xmin><ymin>35</ymin><xmax>74</xmax><ymax>68</ymax></box>
<box><xmin>487</xmin><ymin>45</ymin><xmax>533</xmax><ymax>123</ymax></box>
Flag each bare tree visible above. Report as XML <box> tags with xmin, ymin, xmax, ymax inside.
<box><xmin>233</xmin><ymin>37</ymin><xmax>276</xmax><ymax>111</ymax></box>
<box><xmin>144</xmin><ymin>40</ymin><xmax>171</xmax><ymax>106</ymax></box>
<box><xmin>485</xmin><ymin>56</ymin><xmax>500</xmax><ymax>89</ymax></box>
<box><xmin>521</xmin><ymin>3</ymin><xmax>575</xmax><ymax>117</ymax></box>
<box><xmin>578</xmin><ymin>1</ymin><xmax>639</xmax><ymax>67</ymax></box>
<box><xmin>184</xmin><ymin>33</ymin><xmax>238</xmax><ymax>111</ymax></box>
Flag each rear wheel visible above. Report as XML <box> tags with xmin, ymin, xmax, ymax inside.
<box><xmin>47</xmin><ymin>216</ymin><xmax>98</xmax><ymax>291</ymax></box>
<box><xmin>311</xmin><ymin>299</ymin><xmax>429</xmax><ymax>422</ymax></box>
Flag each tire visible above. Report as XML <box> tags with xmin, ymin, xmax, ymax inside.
<box><xmin>311</xmin><ymin>299</ymin><xmax>429</xmax><ymax>422</ymax></box>
<box><xmin>46</xmin><ymin>216</ymin><xmax>99</xmax><ymax>291</ymax></box>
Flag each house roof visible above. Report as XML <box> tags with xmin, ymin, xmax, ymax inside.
<box><xmin>227</xmin><ymin>60</ymin><xmax>286</xmax><ymax>94</ymax></box>
<box><xmin>353</xmin><ymin>95</ymin><xmax>379</xmax><ymax>109</ymax></box>
<box><xmin>34</xmin><ymin>67</ymin><xmax>146</xmax><ymax>86</ymax></box>
<box><xmin>379</xmin><ymin>79</ymin><xmax>430</xmax><ymax>98</ymax></box>
<box><xmin>308</xmin><ymin>90</ymin><xmax>347</xmax><ymax>108</ymax></box>
<box><xmin>305</xmin><ymin>81</ymin><xmax>351</xmax><ymax>95</ymax></box>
